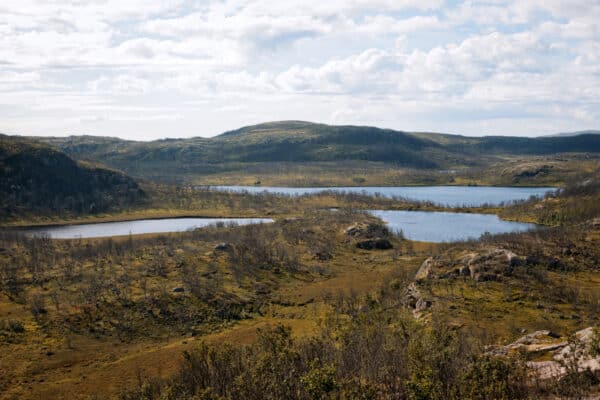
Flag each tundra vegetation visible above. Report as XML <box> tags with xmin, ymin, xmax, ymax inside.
<box><xmin>0</xmin><ymin>130</ymin><xmax>599</xmax><ymax>399</ymax></box>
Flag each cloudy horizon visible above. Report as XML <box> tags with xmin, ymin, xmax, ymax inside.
<box><xmin>1</xmin><ymin>0</ymin><xmax>599</xmax><ymax>140</ymax></box>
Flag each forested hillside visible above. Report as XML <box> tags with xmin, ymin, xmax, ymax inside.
<box><xmin>0</xmin><ymin>135</ymin><xmax>145</xmax><ymax>220</ymax></box>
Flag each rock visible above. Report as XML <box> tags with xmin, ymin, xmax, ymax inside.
<box><xmin>403</xmin><ymin>284</ymin><xmax>419</xmax><ymax>308</ymax></box>
<box><xmin>493</xmin><ymin>327</ymin><xmax>600</xmax><ymax>381</ymax></box>
<box><xmin>510</xmin><ymin>330</ymin><xmax>560</xmax><ymax>346</ymax></box>
<box><xmin>403</xmin><ymin>282</ymin><xmax>432</xmax><ymax>319</ymax></box>
<box><xmin>346</xmin><ymin>222</ymin><xmax>390</xmax><ymax>239</ymax></box>
<box><xmin>575</xmin><ymin>326</ymin><xmax>596</xmax><ymax>342</ymax></box>
<box><xmin>526</xmin><ymin>360</ymin><xmax>564</xmax><ymax>380</ymax></box>
<box><xmin>587</xmin><ymin>217</ymin><xmax>600</xmax><ymax>228</ymax></box>
<box><xmin>214</xmin><ymin>242</ymin><xmax>232</xmax><ymax>251</ymax></box>
<box><xmin>415</xmin><ymin>258</ymin><xmax>433</xmax><ymax>282</ymax></box>
<box><xmin>415</xmin><ymin>297</ymin><xmax>432</xmax><ymax>313</ymax></box>
<box><xmin>172</xmin><ymin>287</ymin><xmax>185</xmax><ymax>293</ymax></box>
<box><xmin>345</xmin><ymin>223</ymin><xmax>367</xmax><ymax>237</ymax></box>
<box><xmin>412</xmin><ymin>248</ymin><xmax>527</xmax><ymax>283</ymax></box>
<box><xmin>356</xmin><ymin>238</ymin><xmax>393</xmax><ymax>250</ymax></box>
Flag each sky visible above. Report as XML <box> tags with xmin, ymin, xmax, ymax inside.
<box><xmin>0</xmin><ymin>0</ymin><xmax>599</xmax><ymax>140</ymax></box>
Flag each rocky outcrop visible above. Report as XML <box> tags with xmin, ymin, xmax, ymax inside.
<box><xmin>462</xmin><ymin>248</ymin><xmax>525</xmax><ymax>282</ymax></box>
<box><xmin>488</xmin><ymin>330</ymin><xmax>564</xmax><ymax>356</ymax></box>
<box><xmin>488</xmin><ymin>327</ymin><xmax>600</xmax><ymax>380</ymax></box>
<box><xmin>412</xmin><ymin>248</ymin><xmax>526</xmax><ymax>283</ymax></box>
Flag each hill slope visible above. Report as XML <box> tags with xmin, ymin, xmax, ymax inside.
<box><xmin>0</xmin><ymin>135</ymin><xmax>145</xmax><ymax>220</ymax></box>
<box><xmin>38</xmin><ymin>121</ymin><xmax>600</xmax><ymax>185</ymax></box>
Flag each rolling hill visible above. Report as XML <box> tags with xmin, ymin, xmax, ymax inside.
<box><xmin>37</xmin><ymin>121</ymin><xmax>600</xmax><ymax>185</ymax></box>
<box><xmin>0</xmin><ymin>135</ymin><xmax>145</xmax><ymax>220</ymax></box>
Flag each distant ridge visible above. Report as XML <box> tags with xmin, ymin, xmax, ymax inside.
<box><xmin>29</xmin><ymin>120</ymin><xmax>600</xmax><ymax>184</ymax></box>
<box><xmin>545</xmin><ymin>130</ymin><xmax>600</xmax><ymax>137</ymax></box>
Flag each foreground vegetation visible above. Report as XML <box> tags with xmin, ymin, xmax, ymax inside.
<box><xmin>116</xmin><ymin>178</ymin><xmax>600</xmax><ymax>400</ymax></box>
<box><xmin>0</xmin><ymin>211</ymin><xmax>414</xmax><ymax>398</ymax></box>
<box><xmin>1</xmin><ymin>192</ymin><xmax>599</xmax><ymax>398</ymax></box>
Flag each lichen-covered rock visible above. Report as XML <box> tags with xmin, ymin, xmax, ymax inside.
<box><xmin>403</xmin><ymin>282</ymin><xmax>432</xmax><ymax>319</ymax></box>
<box><xmin>415</xmin><ymin>258</ymin><xmax>433</xmax><ymax>282</ymax></box>
<box><xmin>345</xmin><ymin>223</ymin><xmax>367</xmax><ymax>237</ymax></box>
<box><xmin>418</xmin><ymin>248</ymin><xmax>525</xmax><ymax>282</ymax></box>
<box><xmin>489</xmin><ymin>327</ymin><xmax>600</xmax><ymax>381</ymax></box>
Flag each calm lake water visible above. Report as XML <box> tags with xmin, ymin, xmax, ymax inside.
<box><xmin>21</xmin><ymin>212</ymin><xmax>536</xmax><ymax>242</ymax></box>
<box><xmin>25</xmin><ymin>217</ymin><xmax>274</xmax><ymax>239</ymax></box>
<box><xmin>369</xmin><ymin>210</ymin><xmax>537</xmax><ymax>242</ymax></box>
<box><xmin>208</xmin><ymin>185</ymin><xmax>555</xmax><ymax>207</ymax></box>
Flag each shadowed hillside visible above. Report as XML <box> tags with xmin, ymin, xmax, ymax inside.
<box><xmin>0</xmin><ymin>135</ymin><xmax>145</xmax><ymax>220</ymax></box>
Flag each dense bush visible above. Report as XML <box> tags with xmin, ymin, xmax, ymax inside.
<box><xmin>119</xmin><ymin>311</ymin><xmax>531</xmax><ymax>400</ymax></box>
<box><xmin>500</xmin><ymin>170</ymin><xmax>600</xmax><ymax>226</ymax></box>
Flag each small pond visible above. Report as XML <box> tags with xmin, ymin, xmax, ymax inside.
<box><xmin>368</xmin><ymin>210</ymin><xmax>537</xmax><ymax>242</ymax></box>
<box><xmin>23</xmin><ymin>217</ymin><xmax>274</xmax><ymax>239</ymax></box>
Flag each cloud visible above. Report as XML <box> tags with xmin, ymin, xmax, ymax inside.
<box><xmin>0</xmin><ymin>0</ymin><xmax>598</xmax><ymax>138</ymax></box>
<box><xmin>357</xmin><ymin>15</ymin><xmax>443</xmax><ymax>35</ymax></box>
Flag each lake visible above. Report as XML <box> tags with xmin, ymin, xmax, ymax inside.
<box><xmin>24</xmin><ymin>217</ymin><xmax>274</xmax><ymax>239</ymax></box>
<box><xmin>21</xmin><ymin>212</ymin><xmax>537</xmax><ymax>243</ymax></box>
<box><xmin>369</xmin><ymin>210</ymin><xmax>537</xmax><ymax>242</ymax></box>
<box><xmin>207</xmin><ymin>185</ymin><xmax>555</xmax><ymax>207</ymax></box>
